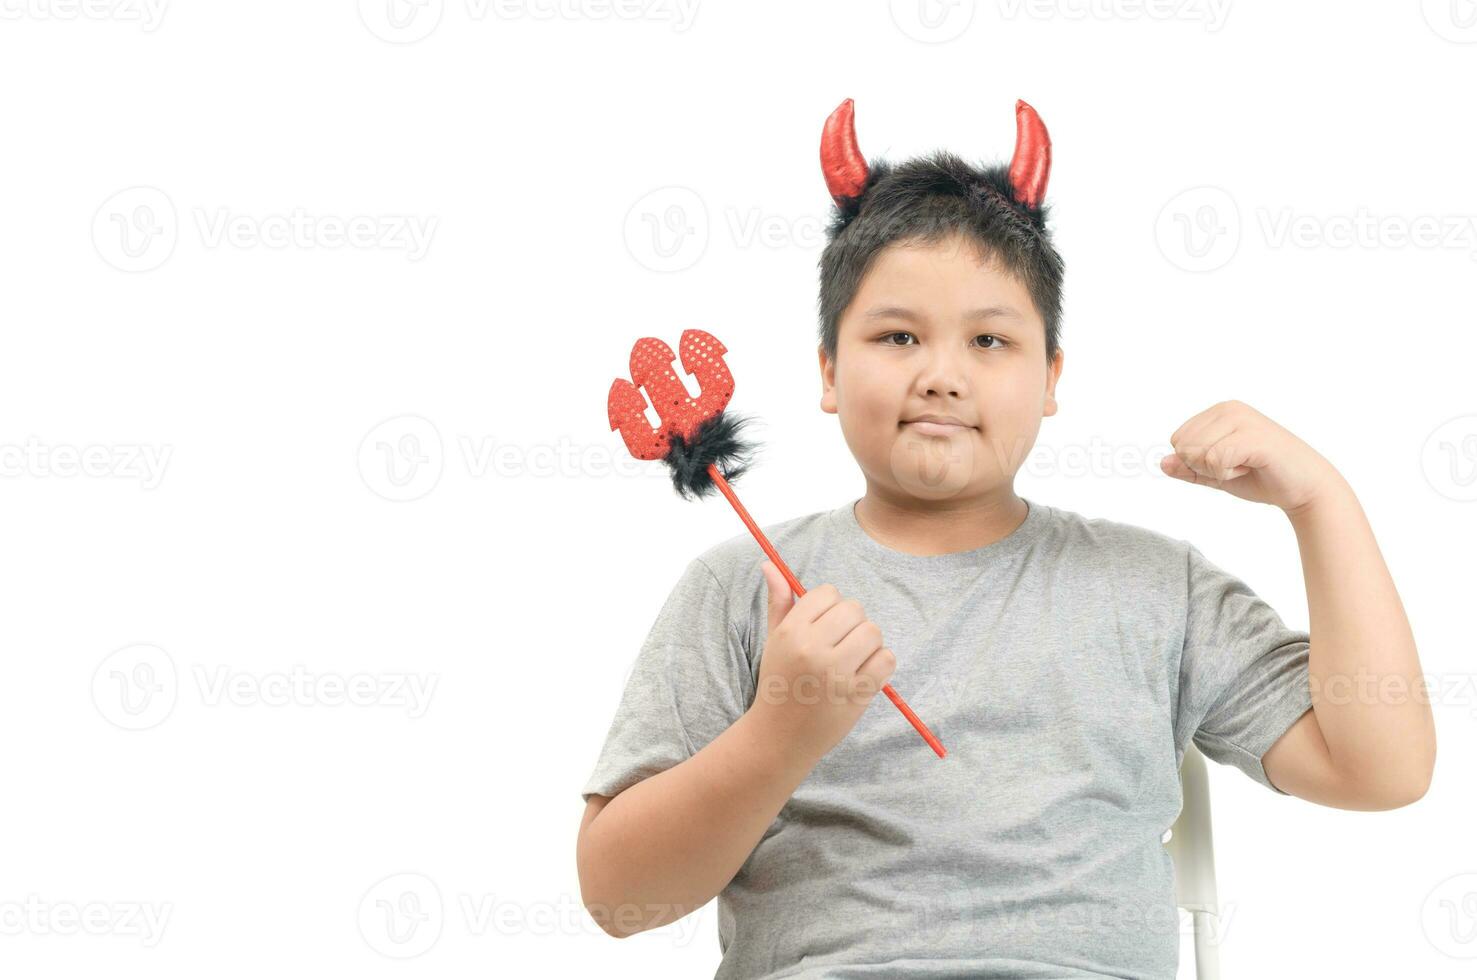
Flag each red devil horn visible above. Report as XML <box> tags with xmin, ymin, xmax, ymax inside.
<box><xmin>820</xmin><ymin>98</ymin><xmax>869</xmax><ymax>207</ymax></box>
<box><xmin>1008</xmin><ymin>99</ymin><xmax>1051</xmax><ymax>210</ymax></box>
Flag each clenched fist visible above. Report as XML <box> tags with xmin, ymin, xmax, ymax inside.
<box><xmin>747</xmin><ymin>561</ymin><xmax>897</xmax><ymax>761</ymax></box>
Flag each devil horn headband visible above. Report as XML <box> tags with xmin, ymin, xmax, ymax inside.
<box><xmin>820</xmin><ymin>97</ymin><xmax>1053</xmax><ymax>210</ymax></box>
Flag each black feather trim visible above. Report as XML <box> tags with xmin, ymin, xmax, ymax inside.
<box><xmin>663</xmin><ymin>411</ymin><xmax>758</xmax><ymax>500</ymax></box>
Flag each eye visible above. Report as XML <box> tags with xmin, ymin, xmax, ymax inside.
<box><xmin>974</xmin><ymin>334</ymin><xmax>1006</xmax><ymax>349</ymax></box>
<box><xmin>879</xmin><ymin>331</ymin><xmax>915</xmax><ymax>346</ymax></box>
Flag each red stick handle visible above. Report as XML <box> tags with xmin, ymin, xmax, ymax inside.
<box><xmin>707</xmin><ymin>465</ymin><xmax>947</xmax><ymax>759</ymax></box>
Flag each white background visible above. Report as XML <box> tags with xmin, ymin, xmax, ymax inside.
<box><xmin>2</xmin><ymin>1</ymin><xmax>1475</xmax><ymax>977</ymax></box>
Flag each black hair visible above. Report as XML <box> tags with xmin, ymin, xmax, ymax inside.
<box><xmin>817</xmin><ymin>150</ymin><xmax>1064</xmax><ymax>365</ymax></box>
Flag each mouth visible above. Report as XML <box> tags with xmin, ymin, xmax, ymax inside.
<box><xmin>900</xmin><ymin>416</ymin><xmax>978</xmax><ymax>437</ymax></box>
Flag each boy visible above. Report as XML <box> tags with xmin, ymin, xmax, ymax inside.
<box><xmin>576</xmin><ymin>99</ymin><xmax>1436</xmax><ymax>978</ymax></box>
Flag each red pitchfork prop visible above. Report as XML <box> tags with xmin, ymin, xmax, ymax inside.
<box><xmin>607</xmin><ymin>329</ymin><xmax>947</xmax><ymax>759</ymax></box>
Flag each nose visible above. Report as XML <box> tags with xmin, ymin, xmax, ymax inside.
<box><xmin>916</xmin><ymin>346</ymin><xmax>969</xmax><ymax>400</ymax></box>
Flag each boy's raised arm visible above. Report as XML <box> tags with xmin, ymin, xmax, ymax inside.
<box><xmin>1163</xmin><ymin>400</ymin><xmax>1437</xmax><ymax>810</ymax></box>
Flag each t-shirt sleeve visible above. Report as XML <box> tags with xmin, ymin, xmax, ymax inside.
<box><xmin>1175</xmin><ymin>543</ymin><xmax>1313</xmax><ymax>795</ymax></box>
<box><xmin>580</xmin><ymin>556</ymin><xmax>755</xmax><ymax>805</ymax></box>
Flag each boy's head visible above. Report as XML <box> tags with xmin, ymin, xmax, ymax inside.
<box><xmin>816</xmin><ymin>99</ymin><xmax>1066</xmax><ymax>503</ymax></box>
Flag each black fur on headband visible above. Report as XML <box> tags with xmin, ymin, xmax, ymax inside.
<box><xmin>826</xmin><ymin>155</ymin><xmax>1053</xmax><ymax>247</ymax></box>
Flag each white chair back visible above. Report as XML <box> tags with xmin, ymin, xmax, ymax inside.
<box><xmin>1165</xmin><ymin>744</ymin><xmax>1221</xmax><ymax>979</ymax></box>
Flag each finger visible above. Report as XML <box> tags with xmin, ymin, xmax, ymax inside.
<box><xmin>761</xmin><ymin>561</ymin><xmax>796</xmax><ymax>637</ymax></box>
<box><xmin>788</xmin><ymin>581</ymin><xmax>841</xmax><ymax>627</ymax></box>
<box><xmin>812</xmin><ymin>598</ymin><xmax>867</xmax><ymax>649</ymax></box>
<box><xmin>853</xmin><ymin>646</ymin><xmax>897</xmax><ymax>697</ymax></box>
<box><xmin>1190</xmin><ymin>430</ymin><xmax>1253</xmax><ymax>481</ymax></box>
<box><xmin>1169</xmin><ymin>403</ymin><xmax>1227</xmax><ymax>447</ymax></box>
<box><xmin>1161</xmin><ymin>452</ymin><xmax>1221</xmax><ymax>486</ymax></box>
<box><xmin>1203</xmin><ymin>435</ymin><xmax>1252</xmax><ymax>480</ymax></box>
<box><xmin>1172</xmin><ymin>417</ymin><xmax>1240</xmax><ymax>479</ymax></box>
<box><xmin>833</xmin><ymin>617</ymin><xmax>885</xmax><ymax>675</ymax></box>
<box><xmin>1159</xmin><ymin>452</ymin><xmax>1200</xmax><ymax>482</ymax></box>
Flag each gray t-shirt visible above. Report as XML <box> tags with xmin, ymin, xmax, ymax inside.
<box><xmin>580</xmin><ymin>496</ymin><xmax>1312</xmax><ymax>979</ymax></box>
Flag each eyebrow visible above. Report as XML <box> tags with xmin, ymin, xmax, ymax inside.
<box><xmin>863</xmin><ymin>304</ymin><xmax>1023</xmax><ymax>322</ymax></box>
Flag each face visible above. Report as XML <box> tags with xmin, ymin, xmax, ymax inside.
<box><xmin>819</xmin><ymin>232</ymin><xmax>1064</xmax><ymax>504</ymax></box>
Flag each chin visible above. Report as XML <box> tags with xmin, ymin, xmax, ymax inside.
<box><xmin>885</xmin><ymin>429</ymin><xmax>985</xmax><ymax>499</ymax></box>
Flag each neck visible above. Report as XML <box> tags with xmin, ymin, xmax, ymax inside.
<box><xmin>853</xmin><ymin>482</ymin><xmax>1028</xmax><ymax>557</ymax></box>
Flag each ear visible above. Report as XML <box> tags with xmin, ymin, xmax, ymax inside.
<box><xmin>818</xmin><ymin>344</ymin><xmax>838</xmax><ymax>415</ymax></box>
<box><xmin>1043</xmin><ymin>347</ymin><xmax>1064</xmax><ymax>417</ymax></box>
